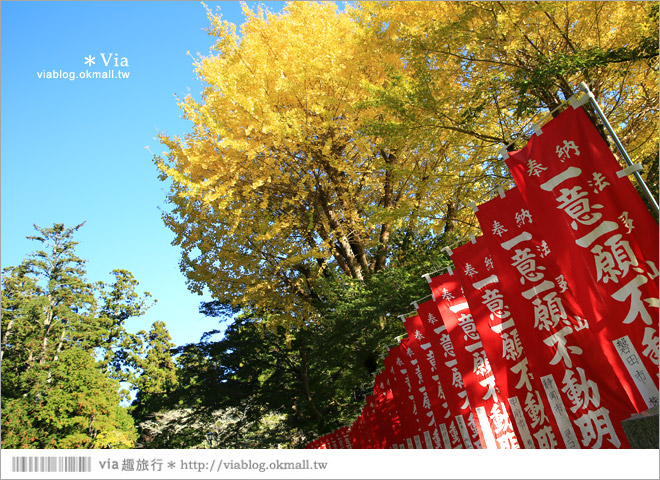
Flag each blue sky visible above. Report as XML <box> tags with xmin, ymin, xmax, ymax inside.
<box><xmin>1</xmin><ymin>1</ymin><xmax>286</xmax><ymax>347</ymax></box>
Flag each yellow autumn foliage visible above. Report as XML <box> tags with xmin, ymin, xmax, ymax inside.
<box><xmin>156</xmin><ymin>1</ymin><xmax>657</xmax><ymax>327</ymax></box>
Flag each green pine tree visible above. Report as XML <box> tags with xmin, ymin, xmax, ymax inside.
<box><xmin>1</xmin><ymin>223</ymin><xmax>148</xmax><ymax>448</ymax></box>
<box><xmin>2</xmin><ymin>348</ymin><xmax>137</xmax><ymax>448</ymax></box>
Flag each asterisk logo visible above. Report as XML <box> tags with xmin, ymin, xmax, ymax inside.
<box><xmin>84</xmin><ymin>55</ymin><xmax>95</xmax><ymax>66</ymax></box>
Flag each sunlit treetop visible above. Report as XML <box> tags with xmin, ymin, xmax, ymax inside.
<box><xmin>156</xmin><ymin>1</ymin><xmax>657</xmax><ymax>329</ymax></box>
<box><xmin>156</xmin><ymin>2</ymin><xmax>486</xmax><ymax>327</ymax></box>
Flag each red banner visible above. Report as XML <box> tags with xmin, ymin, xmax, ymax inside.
<box><xmin>364</xmin><ymin>394</ymin><xmax>387</xmax><ymax>448</ymax></box>
<box><xmin>429</xmin><ymin>273</ymin><xmax>520</xmax><ymax>449</ymax></box>
<box><xmin>399</xmin><ymin>335</ymin><xmax>440</xmax><ymax>448</ymax></box>
<box><xmin>383</xmin><ymin>344</ymin><xmax>424</xmax><ymax>448</ymax></box>
<box><xmin>348</xmin><ymin>412</ymin><xmax>366</xmax><ymax>449</ymax></box>
<box><xmin>334</xmin><ymin>426</ymin><xmax>352</xmax><ymax>449</ymax></box>
<box><xmin>405</xmin><ymin>309</ymin><xmax>470</xmax><ymax>449</ymax></box>
<box><xmin>476</xmin><ymin>186</ymin><xmax>635</xmax><ymax>448</ymax></box>
<box><xmin>504</xmin><ymin>105</ymin><xmax>659</xmax><ymax>411</ymax></box>
<box><xmin>373</xmin><ymin>371</ymin><xmax>401</xmax><ymax>448</ymax></box>
<box><xmin>309</xmin><ymin>425</ymin><xmax>353</xmax><ymax>449</ymax></box>
<box><xmin>416</xmin><ymin>298</ymin><xmax>482</xmax><ymax>448</ymax></box>
<box><xmin>451</xmin><ymin>235</ymin><xmax>567</xmax><ymax>448</ymax></box>
<box><xmin>402</xmin><ymin>313</ymin><xmax>464</xmax><ymax>448</ymax></box>
<box><xmin>395</xmin><ymin>332</ymin><xmax>443</xmax><ymax>448</ymax></box>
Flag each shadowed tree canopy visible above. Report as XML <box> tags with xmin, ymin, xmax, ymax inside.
<box><xmin>354</xmin><ymin>1</ymin><xmax>658</xmax><ymax>193</ymax></box>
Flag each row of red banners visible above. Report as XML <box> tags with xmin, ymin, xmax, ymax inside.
<box><xmin>305</xmin><ymin>105</ymin><xmax>659</xmax><ymax>449</ymax></box>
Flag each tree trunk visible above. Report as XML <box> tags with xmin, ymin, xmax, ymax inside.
<box><xmin>375</xmin><ymin>150</ymin><xmax>395</xmax><ymax>271</ymax></box>
<box><xmin>0</xmin><ymin>318</ymin><xmax>14</xmax><ymax>363</ymax></box>
<box><xmin>39</xmin><ymin>296</ymin><xmax>54</xmax><ymax>365</ymax></box>
<box><xmin>443</xmin><ymin>202</ymin><xmax>456</xmax><ymax>234</ymax></box>
<box><xmin>317</xmin><ymin>189</ymin><xmax>364</xmax><ymax>279</ymax></box>
<box><xmin>300</xmin><ymin>343</ymin><xmax>324</xmax><ymax>422</ymax></box>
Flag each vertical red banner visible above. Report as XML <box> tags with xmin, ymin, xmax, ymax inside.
<box><xmin>338</xmin><ymin>426</ymin><xmax>352</xmax><ymax>449</ymax></box>
<box><xmin>363</xmin><ymin>395</ymin><xmax>384</xmax><ymax>448</ymax></box>
<box><xmin>416</xmin><ymin>298</ymin><xmax>482</xmax><ymax>449</ymax></box>
<box><xmin>451</xmin><ymin>236</ymin><xmax>567</xmax><ymax>448</ymax></box>
<box><xmin>396</xmin><ymin>331</ymin><xmax>442</xmax><ymax>448</ymax></box>
<box><xmin>349</xmin><ymin>413</ymin><xmax>365</xmax><ymax>449</ymax></box>
<box><xmin>383</xmin><ymin>345</ymin><xmax>423</xmax><ymax>448</ymax></box>
<box><xmin>504</xmin><ymin>105</ymin><xmax>659</xmax><ymax>411</ymax></box>
<box><xmin>429</xmin><ymin>273</ymin><xmax>520</xmax><ymax>449</ymax></box>
<box><xmin>402</xmin><ymin>312</ymin><xmax>464</xmax><ymax>448</ymax></box>
<box><xmin>373</xmin><ymin>371</ymin><xmax>401</xmax><ymax>448</ymax></box>
<box><xmin>362</xmin><ymin>394</ymin><xmax>382</xmax><ymax>448</ymax></box>
<box><xmin>476</xmin><ymin>186</ymin><xmax>635</xmax><ymax>448</ymax></box>
<box><xmin>398</xmin><ymin>336</ymin><xmax>436</xmax><ymax>448</ymax></box>
<box><xmin>406</xmin><ymin>308</ymin><xmax>471</xmax><ymax>449</ymax></box>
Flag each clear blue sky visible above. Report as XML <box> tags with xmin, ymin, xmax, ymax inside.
<box><xmin>1</xmin><ymin>1</ymin><xmax>286</xmax><ymax>346</ymax></box>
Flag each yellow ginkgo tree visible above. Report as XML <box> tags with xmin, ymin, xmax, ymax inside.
<box><xmin>155</xmin><ymin>2</ymin><xmax>483</xmax><ymax>327</ymax></box>
<box><xmin>156</xmin><ymin>1</ymin><xmax>658</xmax><ymax>329</ymax></box>
<box><xmin>352</xmin><ymin>1</ymin><xmax>659</xmax><ymax>192</ymax></box>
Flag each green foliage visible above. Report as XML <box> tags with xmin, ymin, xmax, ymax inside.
<box><xmin>130</xmin><ymin>321</ymin><xmax>179</xmax><ymax>425</ymax></box>
<box><xmin>1</xmin><ymin>223</ymin><xmax>154</xmax><ymax>449</ymax></box>
<box><xmin>1</xmin><ymin>349</ymin><xmax>138</xmax><ymax>448</ymax></box>
<box><xmin>134</xmin><ymin>232</ymin><xmax>454</xmax><ymax>448</ymax></box>
<box><xmin>136</xmin><ymin>407</ymin><xmax>294</xmax><ymax>449</ymax></box>
<box><xmin>5</xmin><ymin>2</ymin><xmax>656</xmax><ymax>450</ymax></box>
<box><xmin>510</xmin><ymin>40</ymin><xmax>659</xmax><ymax>118</ymax></box>
<box><xmin>96</xmin><ymin>269</ymin><xmax>155</xmax><ymax>386</ymax></box>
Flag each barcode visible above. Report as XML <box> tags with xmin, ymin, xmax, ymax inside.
<box><xmin>11</xmin><ymin>456</ymin><xmax>92</xmax><ymax>473</ymax></box>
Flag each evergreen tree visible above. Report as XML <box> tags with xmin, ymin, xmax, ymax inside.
<box><xmin>2</xmin><ymin>348</ymin><xmax>137</xmax><ymax>448</ymax></box>
<box><xmin>134</xmin><ymin>232</ymin><xmax>450</xmax><ymax>448</ymax></box>
<box><xmin>96</xmin><ymin>269</ymin><xmax>155</xmax><ymax>391</ymax></box>
<box><xmin>130</xmin><ymin>320</ymin><xmax>179</xmax><ymax>426</ymax></box>
<box><xmin>1</xmin><ymin>223</ymin><xmax>149</xmax><ymax>448</ymax></box>
<box><xmin>1</xmin><ymin>224</ymin><xmax>97</xmax><ymax>399</ymax></box>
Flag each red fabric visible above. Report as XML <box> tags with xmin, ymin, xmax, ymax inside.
<box><xmin>429</xmin><ymin>274</ymin><xmax>520</xmax><ymax>449</ymax></box>
<box><xmin>451</xmin><ymin>236</ymin><xmax>567</xmax><ymax>448</ymax></box>
<box><xmin>505</xmin><ymin>105</ymin><xmax>659</xmax><ymax>411</ymax></box>
<box><xmin>383</xmin><ymin>344</ymin><xmax>424</xmax><ymax>448</ymax></box>
<box><xmin>476</xmin><ymin>186</ymin><xmax>634</xmax><ymax>448</ymax></box>
<box><xmin>394</xmin><ymin>336</ymin><xmax>436</xmax><ymax>448</ymax></box>
<box><xmin>398</xmin><ymin>336</ymin><xmax>438</xmax><ymax>448</ymax></box>
<box><xmin>416</xmin><ymin>298</ymin><xmax>482</xmax><ymax>448</ymax></box>
<box><xmin>399</xmin><ymin>317</ymin><xmax>452</xmax><ymax>448</ymax></box>
<box><xmin>308</xmin><ymin>426</ymin><xmax>354</xmax><ymax>449</ymax></box>
<box><xmin>349</xmin><ymin>412</ymin><xmax>369</xmax><ymax>449</ymax></box>
<box><xmin>373</xmin><ymin>371</ymin><xmax>401</xmax><ymax>448</ymax></box>
<box><xmin>362</xmin><ymin>394</ymin><xmax>383</xmax><ymax>448</ymax></box>
<box><xmin>378</xmin><ymin>367</ymin><xmax>407</xmax><ymax>447</ymax></box>
<box><xmin>405</xmin><ymin>309</ymin><xmax>468</xmax><ymax>449</ymax></box>
<box><xmin>337</xmin><ymin>426</ymin><xmax>352</xmax><ymax>448</ymax></box>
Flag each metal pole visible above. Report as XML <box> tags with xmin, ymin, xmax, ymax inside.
<box><xmin>577</xmin><ymin>82</ymin><xmax>659</xmax><ymax>216</ymax></box>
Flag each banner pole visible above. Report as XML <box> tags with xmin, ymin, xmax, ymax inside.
<box><xmin>577</xmin><ymin>82</ymin><xmax>659</xmax><ymax>215</ymax></box>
